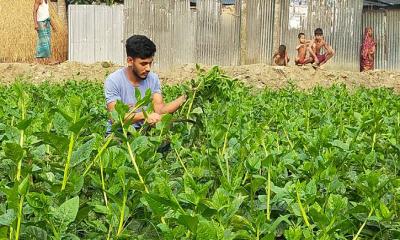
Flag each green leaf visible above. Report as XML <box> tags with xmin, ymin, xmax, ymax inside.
<box><xmin>52</xmin><ymin>196</ymin><xmax>79</xmax><ymax>227</ymax></box>
<box><xmin>115</xmin><ymin>100</ymin><xmax>129</xmax><ymax>119</ymax></box>
<box><xmin>191</xmin><ymin>107</ymin><xmax>203</xmax><ymax>114</ymax></box>
<box><xmin>70</xmin><ymin>138</ymin><xmax>95</xmax><ymax>167</ymax></box>
<box><xmin>69</xmin><ymin>116</ymin><xmax>90</xmax><ymax>134</ymax></box>
<box><xmin>16</xmin><ymin>118</ymin><xmax>33</xmax><ymax>130</ymax></box>
<box><xmin>330</xmin><ymin>140</ymin><xmax>349</xmax><ymax>151</ymax></box>
<box><xmin>379</xmin><ymin>202</ymin><xmax>392</xmax><ymax>219</ymax></box>
<box><xmin>34</xmin><ymin>132</ymin><xmax>69</xmax><ymax>153</ymax></box>
<box><xmin>196</xmin><ymin>220</ymin><xmax>218</xmax><ymax>240</ymax></box>
<box><xmin>26</xmin><ymin>192</ymin><xmax>50</xmax><ymax>210</ymax></box>
<box><xmin>135</xmin><ymin>87</ymin><xmax>142</xmax><ymax>101</ymax></box>
<box><xmin>18</xmin><ymin>175</ymin><xmax>30</xmax><ymax>196</ymax></box>
<box><xmin>92</xmin><ymin>205</ymin><xmax>110</xmax><ymax>215</ymax></box>
<box><xmin>22</xmin><ymin>226</ymin><xmax>48</xmax><ymax>240</ymax></box>
<box><xmin>4</xmin><ymin>142</ymin><xmax>24</xmax><ymax>162</ymax></box>
<box><xmin>177</xmin><ymin>214</ymin><xmax>199</xmax><ymax>233</ymax></box>
<box><xmin>0</xmin><ymin>209</ymin><xmax>16</xmax><ymax>226</ymax></box>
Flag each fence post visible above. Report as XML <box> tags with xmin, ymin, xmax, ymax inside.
<box><xmin>239</xmin><ymin>0</ymin><xmax>247</xmax><ymax>65</ymax></box>
<box><xmin>272</xmin><ymin>0</ymin><xmax>281</xmax><ymax>63</ymax></box>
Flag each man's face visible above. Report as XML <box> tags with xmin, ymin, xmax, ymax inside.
<box><xmin>315</xmin><ymin>34</ymin><xmax>323</xmax><ymax>41</ymax></box>
<box><xmin>299</xmin><ymin>35</ymin><xmax>306</xmax><ymax>44</ymax></box>
<box><xmin>127</xmin><ymin>57</ymin><xmax>153</xmax><ymax>80</ymax></box>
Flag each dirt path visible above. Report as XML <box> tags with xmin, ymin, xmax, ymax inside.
<box><xmin>1</xmin><ymin>62</ymin><xmax>399</xmax><ymax>92</ymax></box>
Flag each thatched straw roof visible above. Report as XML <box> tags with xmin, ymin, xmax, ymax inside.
<box><xmin>0</xmin><ymin>0</ymin><xmax>68</xmax><ymax>63</ymax></box>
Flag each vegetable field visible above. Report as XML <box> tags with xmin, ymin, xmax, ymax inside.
<box><xmin>0</xmin><ymin>67</ymin><xmax>399</xmax><ymax>239</ymax></box>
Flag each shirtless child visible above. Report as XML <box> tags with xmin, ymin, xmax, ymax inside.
<box><xmin>273</xmin><ymin>45</ymin><xmax>290</xmax><ymax>66</ymax></box>
<box><xmin>295</xmin><ymin>33</ymin><xmax>313</xmax><ymax>65</ymax></box>
<box><xmin>309</xmin><ymin>28</ymin><xmax>335</xmax><ymax>67</ymax></box>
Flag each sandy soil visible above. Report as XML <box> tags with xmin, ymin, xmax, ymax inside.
<box><xmin>1</xmin><ymin>62</ymin><xmax>399</xmax><ymax>93</ymax></box>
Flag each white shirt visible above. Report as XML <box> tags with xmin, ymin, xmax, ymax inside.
<box><xmin>37</xmin><ymin>0</ymin><xmax>50</xmax><ymax>22</ymax></box>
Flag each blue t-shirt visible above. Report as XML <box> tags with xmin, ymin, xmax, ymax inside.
<box><xmin>104</xmin><ymin>68</ymin><xmax>162</xmax><ymax>132</ymax></box>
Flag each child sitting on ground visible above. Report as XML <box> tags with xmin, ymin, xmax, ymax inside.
<box><xmin>273</xmin><ymin>45</ymin><xmax>290</xmax><ymax>66</ymax></box>
<box><xmin>295</xmin><ymin>33</ymin><xmax>313</xmax><ymax>66</ymax></box>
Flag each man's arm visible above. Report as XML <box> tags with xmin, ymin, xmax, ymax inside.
<box><xmin>153</xmin><ymin>93</ymin><xmax>186</xmax><ymax>115</ymax></box>
<box><xmin>308</xmin><ymin>41</ymin><xmax>319</xmax><ymax>64</ymax></box>
<box><xmin>33</xmin><ymin>0</ymin><xmax>40</xmax><ymax>30</ymax></box>
<box><xmin>323</xmin><ymin>42</ymin><xmax>335</xmax><ymax>56</ymax></box>
<box><xmin>50</xmin><ymin>18</ymin><xmax>56</xmax><ymax>31</ymax></box>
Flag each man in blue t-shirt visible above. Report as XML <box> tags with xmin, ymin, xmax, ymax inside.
<box><xmin>104</xmin><ymin>35</ymin><xmax>187</xmax><ymax>132</ymax></box>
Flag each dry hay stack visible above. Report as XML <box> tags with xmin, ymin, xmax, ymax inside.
<box><xmin>0</xmin><ymin>0</ymin><xmax>68</xmax><ymax>63</ymax></box>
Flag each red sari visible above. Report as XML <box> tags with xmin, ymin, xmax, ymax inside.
<box><xmin>360</xmin><ymin>27</ymin><xmax>376</xmax><ymax>72</ymax></box>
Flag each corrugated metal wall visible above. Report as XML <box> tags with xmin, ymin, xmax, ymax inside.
<box><xmin>278</xmin><ymin>0</ymin><xmax>364</xmax><ymax>71</ymax></box>
<box><xmin>245</xmin><ymin>0</ymin><xmax>276</xmax><ymax>64</ymax></box>
<box><xmin>68</xmin><ymin>1</ymin><xmax>399</xmax><ymax>72</ymax></box>
<box><xmin>363</xmin><ymin>9</ymin><xmax>400</xmax><ymax>71</ymax></box>
<box><xmin>68</xmin><ymin>5</ymin><xmax>124</xmax><ymax>65</ymax></box>
<box><xmin>124</xmin><ymin>0</ymin><xmax>240</xmax><ymax>70</ymax></box>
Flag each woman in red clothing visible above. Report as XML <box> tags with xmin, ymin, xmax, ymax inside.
<box><xmin>360</xmin><ymin>27</ymin><xmax>376</xmax><ymax>72</ymax></box>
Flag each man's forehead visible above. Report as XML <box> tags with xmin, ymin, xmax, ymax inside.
<box><xmin>135</xmin><ymin>57</ymin><xmax>153</xmax><ymax>63</ymax></box>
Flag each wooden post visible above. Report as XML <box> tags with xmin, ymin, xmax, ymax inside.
<box><xmin>239</xmin><ymin>0</ymin><xmax>247</xmax><ymax>65</ymax></box>
<box><xmin>272</xmin><ymin>0</ymin><xmax>282</xmax><ymax>60</ymax></box>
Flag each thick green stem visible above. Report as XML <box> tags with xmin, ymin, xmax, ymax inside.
<box><xmin>61</xmin><ymin>133</ymin><xmax>75</xmax><ymax>191</ymax></box>
<box><xmin>296</xmin><ymin>189</ymin><xmax>311</xmax><ymax>229</ymax></box>
<box><xmin>261</xmin><ymin>140</ymin><xmax>272</xmax><ymax>221</ymax></box>
<box><xmin>353</xmin><ymin>207</ymin><xmax>374</xmax><ymax>240</ymax></box>
<box><xmin>14</xmin><ymin>195</ymin><xmax>24</xmax><ymax>240</ymax></box>
<box><xmin>83</xmin><ymin>134</ymin><xmax>113</xmax><ymax>176</ymax></box>
<box><xmin>120</xmin><ymin>116</ymin><xmax>148</xmax><ymax>193</ymax></box>
<box><xmin>186</xmin><ymin>91</ymin><xmax>197</xmax><ymax>119</ymax></box>
<box><xmin>126</xmin><ymin>142</ymin><xmax>148</xmax><ymax>193</ymax></box>
<box><xmin>117</xmin><ymin>192</ymin><xmax>127</xmax><ymax>236</ymax></box>
<box><xmin>266</xmin><ymin>167</ymin><xmax>271</xmax><ymax>221</ymax></box>
<box><xmin>100</xmin><ymin>156</ymin><xmax>108</xmax><ymax>206</ymax></box>
<box><xmin>221</xmin><ymin>128</ymin><xmax>230</xmax><ymax>183</ymax></box>
<box><xmin>174</xmin><ymin>147</ymin><xmax>189</xmax><ymax>175</ymax></box>
<box><xmin>16</xmin><ymin>99</ymin><xmax>26</xmax><ymax>182</ymax></box>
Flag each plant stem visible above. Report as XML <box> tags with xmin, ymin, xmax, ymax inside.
<box><xmin>353</xmin><ymin>207</ymin><xmax>374</xmax><ymax>240</ymax></box>
<box><xmin>221</xmin><ymin>125</ymin><xmax>231</xmax><ymax>183</ymax></box>
<box><xmin>186</xmin><ymin>90</ymin><xmax>197</xmax><ymax>119</ymax></box>
<box><xmin>126</xmin><ymin>141</ymin><xmax>148</xmax><ymax>193</ymax></box>
<box><xmin>266</xmin><ymin>167</ymin><xmax>271</xmax><ymax>221</ymax></box>
<box><xmin>296</xmin><ymin>188</ymin><xmax>311</xmax><ymax>229</ymax></box>
<box><xmin>261</xmin><ymin>140</ymin><xmax>271</xmax><ymax>221</ymax></box>
<box><xmin>14</xmin><ymin>195</ymin><xmax>24</xmax><ymax>240</ymax></box>
<box><xmin>16</xmin><ymin>96</ymin><xmax>26</xmax><ymax>182</ymax></box>
<box><xmin>100</xmin><ymin>156</ymin><xmax>108</xmax><ymax>206</ymax></box>
<box><xmin>83</xmin><ymin>134</ymin><xmax>113</xmax><ymax>176</ymax></box>
<box><xmin>117</xmin><ymin>192</ymin><xmax>127</xmax><ymax>236</ymax></box>
<box><xmin>174</xmin><ymin>147</ymin><xmax>189</xmax><ymax>175</ymax></box>
<box><xmin>61</xmin><ymin>133</ymin><xmax>75</xmax><ymax>191</ymax></box>
<box><xmin>120</xmin><ymin>117</ymin><xmax>148</xmax><ymax>193</ymax></box>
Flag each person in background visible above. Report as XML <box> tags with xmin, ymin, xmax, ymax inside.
<box><xmin>273</xmin><ymin>45</ymin><xmax>290</xmax><ymax>66</ymax></box>
<box><xmin>360</xmin><ymin>27</ymin><xmax>376</xmax><ymax>72</ymax></box>
<box><xmin>309</xmin><ymin>28</ymin><xmax>335</xmax><ymax>67</ymax></box>
<box><xmin>295</xmin><ymin>33</ymin><xmax>313</xmax><ymax>66</ymax></box>
<box><xmin>33</xmin><ymin>0</ymin><xmax>56</xmax><ymax>64</ymax></box>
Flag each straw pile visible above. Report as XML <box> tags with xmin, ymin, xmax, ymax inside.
<box><xmin>0</xmin><ymin>0</ymin><xmax>68</xmax><ymax>63</ymax></box>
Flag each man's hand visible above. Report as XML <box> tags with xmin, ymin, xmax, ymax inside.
<box><xmin>146</xmin><ymin>112</ymin><xmax>162</xmax><ymax>125</ymax></box>
<box><xmin>178</xmin><ymin>94</ymin><xmax>187</xmax><ymax>106</ymax></box>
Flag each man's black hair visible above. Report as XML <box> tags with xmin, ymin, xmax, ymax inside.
<box><xmin>126</xmin><ymin>35</ymin><xmax>156</xmax><ymax>58</ymax></box>
<box><xmin>298</xmin><ymin>32</ymin><xmax>305</xmax><ymax>39</ymax></box>
<box><xmin>314</xmin><ymin>28</ymin><xmax>323</xmax><ymax>36</ymax></box>
<box><xmin>278</xmin><ymin>45</ymin><xmax>286</xmax><ymax>55</ymax></box>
